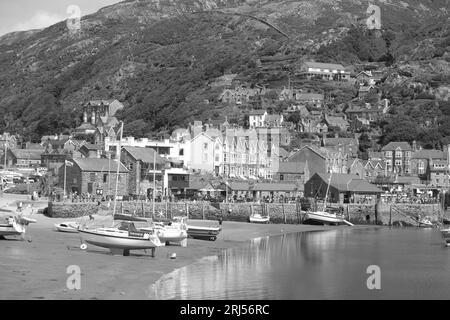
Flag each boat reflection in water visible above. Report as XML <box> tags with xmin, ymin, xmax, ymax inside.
<box><xmin>148</xmin><ymin>228</ymin><xmax>450</xmax><ymax>300</ymax></box>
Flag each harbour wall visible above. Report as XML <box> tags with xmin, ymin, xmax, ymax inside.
<box><xmin>46</xmin><ymin>201</ymin><xmax>446</xmax><ymax>226</ymax></box>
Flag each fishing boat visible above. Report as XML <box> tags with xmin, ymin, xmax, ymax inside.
<box><xmin>0</xmin><ymin>215</ymin><xmax>36</xmax><ymax>238</ymax></box>
<box><xmin>249</xmin><ymin>213</ymin><xmax>270</xmax><ymax>224</ymax></box>
<box><xmin>55</xmin><ymin>222</ymin><xmax>79</xmax><ymax>233</ymax></box>
<box><xmin>187</xmin><ymin>224</ymin><xmax>221</xmax><ymax>241</ymax></box>
<box><xmin>78</xmin><ymin>122</ymin><xmax>162</xmax><ymax>256</ymax></box>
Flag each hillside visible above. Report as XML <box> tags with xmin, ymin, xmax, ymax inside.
<box><xmin>0</xmin><ymin>0</ymin><xmax>448</xmax><ymax>142</ymax></box>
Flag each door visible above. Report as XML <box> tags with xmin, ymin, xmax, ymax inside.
<box><xmin>87</xmin><ymin>183</ymin><xmax>93</xmax><ymax>194</ymax></box>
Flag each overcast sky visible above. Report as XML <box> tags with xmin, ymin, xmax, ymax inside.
<box><xmin>0</xmin><ymin>0</ymin><xmax>121</xmax><ymax>36</ymax></box>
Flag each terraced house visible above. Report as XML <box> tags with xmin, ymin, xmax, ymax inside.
<box><xmin>381</xmin><ymin>142</ymin><xmax>413</xmax><ymax>175</ymax></box>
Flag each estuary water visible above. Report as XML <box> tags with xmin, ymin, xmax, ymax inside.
<box><xmin>148</xmin><ymin>227</ymin><xmax>450</xmax><ymax>300</ymax></box>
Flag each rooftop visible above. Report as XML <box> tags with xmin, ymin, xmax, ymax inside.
<box><xmin>381</xmin><ymin>142</ymin><xmax>413</xmax><ymax>151</ymax></box>
<box><xmin>122</xmin><ymin>146</ymin><xmax>166</xmax><ymax>165</ymax></box>
<box><xmin>73</xmin><ymin>158</ymin><xmax>128</xmax><ymax>173</ymax></box>
<box><xmin>313</xmin><ymin>172</ymin><xmax>382</xmax><ymax>193</ymax></box>
<box><xmin>304</xmin><ymin>62</ymin><xmax>346</xmax><ymax>71</ymax></box>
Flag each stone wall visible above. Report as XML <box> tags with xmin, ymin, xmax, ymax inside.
<box><xmin>46</xmin><ymin>200</ymin><xmax>445</xmax><ymax>226</ymax></box>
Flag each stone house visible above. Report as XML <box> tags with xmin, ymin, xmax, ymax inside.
<box><xmin>381</xmin><ymin>142</ymin><xmax>413</xmax><ymax>175</ymax></box>
<box><xmin>59</xmin><ymin>158</ymin><xmax>129</xmax><ymax>196</ymax></box>
<box><xmin>304</xmin><ymin>172</ymin><xmax>382</xmax><ymax>204</ymax></box>
<box><xmin>121</xmin><ymin>146</ymin><xmax>167</xmax><ymax>196</ymax></box>
<box><xmin>410</xmin><ymin>149</ymin><xmax>446</xmax><ymax>182</ymax></box>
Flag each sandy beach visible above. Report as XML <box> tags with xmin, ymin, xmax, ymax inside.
<box><xmin>0</xmin><ymin>194</ymin><xmax>351</xmax><ymax>300</ymax></box>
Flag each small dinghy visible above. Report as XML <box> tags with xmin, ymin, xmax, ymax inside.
<box><xmin>418</xmin><ymin>217</ymin><xmax>433</xmax><ymax>228</ymax></box>
<box><xmin>187</xmin><ymin>224</ymin><xmax>221</xmax><ymax>241</ymax></box>
<box><xmin>55</xmin><ymin>222</ymin><xmax>79</xmax><ymax>233</ymax></box>
<box><xmin>249</xmin><ymin>213</ymin><xmax>270</xmax><ymax>224</ymax></box>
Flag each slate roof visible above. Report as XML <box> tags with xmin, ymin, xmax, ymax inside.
<box><xmin>249</xmin><ymin>109</ymin><xmax>267</xmax><ymax>116</ymax></box>
<box><xmin>381</xmin><ymin>142</ymin><xmax>412</xmax><ymax>151</ymax></box>
<box><xmin>11</xmin><ymin>149</ymin><xmax>43</xmax><ymax>160</ymax></box>
<box><xmin>122</xmin><ymin>146</ymin><xmax>166</xmax><ymax>165</ymax></box>
<box><xmin>412</xmin><ymin>149</ymin><xmax>446</xmax><ymax>159</ymax></box>
<box><xmin>73</xmin><ymin>158</ymin><xmax>128</xmax><ymax>173</ymax></box>
<box><xmin>314</xmin><ymin>172</ymin><xmax>382</xmax><ymax>193</ymax></box>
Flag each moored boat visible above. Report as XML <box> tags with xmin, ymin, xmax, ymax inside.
<box><xmin>79</xmin><ymin>221</ymin><xmax>161</xmax><ymax>256</ymax></box>
<box><xmin>187</xmin><ymin>224</ymin><xmax>221</xmax><ymax>241</ymax></box>
<box><xmin>418</xmin><ymin>217</ymin><xmax>434</xmax><ymax>228</ymax></box>
<box><xmin>249</xmin><ymin>213</ymin><xmax>270</xmax><ymax>224</ymax></box>
<box><xmin>55</xmin><ymin>222</ymin><xmax>79</xmax><ymax>233</ymax></box>
<box><xmin>304</xmin><ymin>211</ymin><xmax>345</xmax><ymax>224</ymax></box>
<box><xmin>0</xmin><ymin>215</ymin><xmax>35</xmax><ymax>238</ymax></box>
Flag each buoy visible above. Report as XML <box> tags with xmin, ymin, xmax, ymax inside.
<box><xmin>170</xmin><ymin>253</ymin><xmax>177</xmax><ymax>259</ymax></box>
<box><xmin>80</xmin><ymin>243</ymin><xmax>87</xmax><ymax>250</ymax></box>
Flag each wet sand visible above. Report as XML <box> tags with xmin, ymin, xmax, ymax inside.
<box><xmin>0</xmin><ymin>194</ymin><xmax>353</xmax><ymax>300</ymax></box>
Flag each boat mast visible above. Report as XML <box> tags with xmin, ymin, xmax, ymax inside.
<box><xmin>323</xmin><ymin>171</ymin><xmax>333</xmax><ymax>212</ymax></box>
<box><xmin>112</xmin><ymin>121</ymin><xmax>124</xmax><ymax>218</ymax></box>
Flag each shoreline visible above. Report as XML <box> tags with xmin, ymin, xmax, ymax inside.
<box><xmin>0</xmin><ymin>194</ymin><xmax>377</xmax><ymax>300</ymax></box>
<box><xmin>0</xmin><ymin>213</ymin><xmax>366</xmax><ymax>300</ymax></box>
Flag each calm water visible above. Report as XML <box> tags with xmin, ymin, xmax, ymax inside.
<box><xmin>147</xmin><ymin>227</ymin><xmax>450</xmax><ymax>299</ymax></box>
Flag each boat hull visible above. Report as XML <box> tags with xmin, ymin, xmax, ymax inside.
<box><xmin>79</xmin><ymin>229</ymin><xmax>161</xmax><ymax>250</ymax></box>
<box><xmin>304</xmin><ymin>212</ymin><xmax>344</xmax><ymax>224</ymax></box>
<box><xmin>141</xmin><ymin>227</ymin><xmax>188</xmax><ymax>243</ymax></box>
<box><xmin>187</xmin><ymin>225</ymin><xmax>221</xmax><ymax>241</ymax></box>
<box><xmin>0</xmin><ymin>223</ymin><xmax>25</xmax><ymax>236</ymax></box>
<box><xmin>55</xmin><ymin>223</ymin><xmax>79</xmax><ymax>233</ymax></box>
<box><xmin>249</xmin><ymin>216</ymin><xmax>270</xmax><ymax>224</ymax></box>
<box><xmin>441</xmin><ymin>229</ymin><xmax>450</xmax><ymax>247</ymax></box>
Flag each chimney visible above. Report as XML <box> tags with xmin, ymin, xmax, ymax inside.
<box><xmin>192</xmin><ymin>121</ymin><xmax>203</xmax><ymax>138</ymax></box>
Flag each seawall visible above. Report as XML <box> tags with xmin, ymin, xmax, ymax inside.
<box><xmin>46</xmin><ymin>201</ymin><xmax>447</xmax><ymax>226</ymax></box>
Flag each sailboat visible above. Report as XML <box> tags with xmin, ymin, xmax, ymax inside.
<box><xmin>78</xmin><ymin>122</ymin><xmax>162</xmax><ymax>256</ymax></box>
<box><xmin>304</xmin><ymin>172</ymin><xmax>354</xmax><ymax>226</ymax></box>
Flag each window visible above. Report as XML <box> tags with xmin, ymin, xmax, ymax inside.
<box><xmin>203</xmin><ymin>143</ymin><xmax>208</xmax><ymax>150</ymax></box>
<box><xmin>385</xmin><ymin>151</ymin><xmax>392</xmax><ymax>158</ymax></box>
<box><xmin>405</xmin><ymin>151</ymin><xmax>411</xmax><ymax>158</ymax></box>
<box><xmin>90</xmin><ymin>173</ymin><xmax>96</xmax><ymax>182</ymax></box>
<box><xmin>418</xmin><ymin>161</ymin><xmax>425</xmax><ymax>174</ymax></box>
<box><xmin>215</xmin><ymin>155</ymin><xmax>219</xmax><ymax>162</ymax></box>
<box><xmin>129</xmin><ymin>163</ymin><xmax>134</xmax><ymax>170</ymax></box>
<box><xmin>103</xmin><ymin>174</ymin><xmax>108</xmax><ymax>183</ymax></box>
<box><xmin>395</xmin><ymin>160</ymin><xmax>402</xmax><ymax>166</ymax></box>
<box><xmin>179</xmin><ymin>149</ymin><xmax>184</xmax><ymax>156</ymax></box>
<box><xmin>203</xmin><ymin>153</ymin><xmax>208</xmax><ymax>162</ymax></box>
<box><xmin>395</xmin><ymin>150</ymin><xmax>402</xmax><ymax>158</ymax></box>
<box><xmin>215</xmin><ymin>144</ymin><xmax>219</xmax><ymax>150</ymax></box>
<box><xmin>280</xmin><ymin>174</ymin><xmax>284</xmax><ymax>181</ymax></box>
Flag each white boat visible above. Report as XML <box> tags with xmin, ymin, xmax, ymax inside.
<box><xmin>0</xmin><ymin>215</ymin><xmax>35</xmax><ymax>238</ymax></box>
<box><xmin>142</xmin><ymin>222</ymin><xmax>188</xmax><ymax>246</ymax></box>
<box><xmin>78</xmin><ymin>122</ymin><xmax>162</xmax><ymax>256</ymax></box>
<box><xmin>187</xmin><ymin>224</ymin><xmax>221</xmax><ymax>241</ymax></box>
<box><xmin>418</xmin><ymin>217</ymin><xmax>433</xmax><ymax>228</ymax></box>
<box><xmin>79</xmin><ymin>221</ymin><xmax>162</xmax><ymax>256</ymax></box>
<box><xmin>304</xmin><ymin>211</ymin><xmax>345</xmax><ymax>224</ymax></box>
<box><xmin>304</xmin><ymin>172</ymin><xmax>354</xmax><ymax>226</ymax></box>
<box><xmin>441</xmin><ymin>228</ymin><xmax>450</xmax><ymax>247</ymax></box>
<box><xmin>55</xmin><ymin>222</ymin><xmax>79</xmax><ymax>233</ymax></box>
<box><xmin>249</xmin><ymin>213</ymin><xmax>270</xmax><ymax>224</ymax></box>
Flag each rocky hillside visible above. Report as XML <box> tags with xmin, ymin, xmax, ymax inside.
<box><xmin>0</xmin><ymin>0</ymin><xmax>448</xmax><ymax>141</ymax></box>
